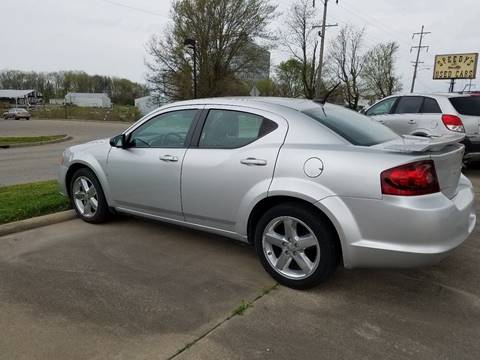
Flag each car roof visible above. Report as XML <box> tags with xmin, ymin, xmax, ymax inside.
<box><xmin>163</xmin><ymin>97</ymin><xmax>322</xmax><ymax>113</ymax></box>
<box><xmin>388</xmin><ymin>93</ymin><xmax>472</xmax><ymax>99</ymax></box>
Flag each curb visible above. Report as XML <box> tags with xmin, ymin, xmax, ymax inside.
<box><xmin>0</xmin><ymin>210</ymin><xmax>76</xmax><ymax>237</ymax></box>
<box><xmin>0</xmin><ymin>135</ymin><xmax>72</xmax><ymax>149</ymax></box>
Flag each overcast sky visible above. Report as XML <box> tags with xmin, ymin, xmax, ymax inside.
<box><xmin>1</xmin><ymin>0</ymin><xmax>479</xmax><ymax>93</ymax></box>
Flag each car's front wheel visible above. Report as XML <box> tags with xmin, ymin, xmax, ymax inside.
<box><xmin>254</xmin><ymin>203</ymin><xmax>339</xmax><ymax>289</ymax></box>
<box><xmin>70</xmin><ymin>168</ymin><xmax>110</xmax><ymax>223</ymax></box>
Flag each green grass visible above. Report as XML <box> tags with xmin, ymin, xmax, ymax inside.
<box><xmin>0</xmin><ymin>180</ymin><xmax>70</xmax><ymax>225</ymax></box>
<box><xmin>32</xmin><ymin>105</ymin><xmax>141</xmax><ymax>122</ymax></box>
<box><xmin>232</xmin><ymin>300</ymin><xmax>251</xmax><ymax>316</ymax></box>
<box><xmin>0</xmin><ymin>135</ymin><xmax>65</xmax><ymax>146</ymax></box>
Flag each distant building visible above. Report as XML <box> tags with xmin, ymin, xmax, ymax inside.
<box><xmin>65</xmin><ymin>93</ymin><xmax>111</xmax><ymax>108</ymax></box>
<box><xmin>0</xmin><ymin>89</ymin><xmax>43</xmax><ymax>107</ymax></box>
<box><xmin>134</xmin><ymin>95</ymin><xmax>166</xmax><ymax>116</ymax></box>
<box><xmin>49</xmin><ymin>98</ymin><xmax>64</xmax><ymax>105</ymax></box>
<box><xmin>233</xmin><ymin>43</ymin><xmax>271</xmax><ymax>84</ymax></box>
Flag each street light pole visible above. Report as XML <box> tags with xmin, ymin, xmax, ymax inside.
<box><xmin>184</xmin><ymin>38</ymin><xmax>197</xmax><ymax>99</ymax></box>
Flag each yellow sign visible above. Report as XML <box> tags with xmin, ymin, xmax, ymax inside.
<box><xmin>433</xmin><ymin>53</ymin><xmax>478</xmax><ymax>80</ymax></box>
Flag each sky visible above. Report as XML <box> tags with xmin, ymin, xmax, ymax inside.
<box><xmin>1</xmin><ymin>0</ymin><xmax>479</xmax><ymax>94</ymax></box>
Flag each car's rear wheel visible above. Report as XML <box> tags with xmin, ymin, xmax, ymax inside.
<box><xmin>70</xmin><ymin>168</ymin><xmax>110</xmax><ymax>223</ymax></box>
<box><xmin>254</xmin><ymin>203</ymin><xmax>339</xmax><ymax>289</ymax></box>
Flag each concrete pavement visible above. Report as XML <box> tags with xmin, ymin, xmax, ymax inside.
<box><xmin>0</xmin><ymin>166</ymin><xmax>479</xmax><ymax>359</ymax></box>
<box><xmin>0</xmin><ymin>119</ymin><xmax>128</xmax><ymax>186</ymax></box>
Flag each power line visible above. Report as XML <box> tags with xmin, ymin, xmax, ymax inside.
<box><xmin>410</xmin><ymin>25</ymin><xmax>431</xmax><ymax>93</ymax></box>
<box><xmin>334</xmin><ymin>1</ymin><xmax>412</xmax><ymax>49</ymax></box>
<box><xmin>98</xmin><ymin>0</ymin><xmax>167</xmax><ymax>18</ymax></box>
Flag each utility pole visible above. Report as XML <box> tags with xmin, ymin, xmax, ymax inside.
<box><xmin>184</xmin><ymin>38</ymin><xmax>197</xmax><ymax>99</ymax></box>
<box><xmin>410</xmin><ymin>25</ymin><xmax>431</xmax><ymax>93</ymax></box>
<box><xmin>313</xmin><ymin>0</ymin><xmax>339</xmax><ymax>99</ymax></box>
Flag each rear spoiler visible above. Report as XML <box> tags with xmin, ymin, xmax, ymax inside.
<box><xmin>373</xmin><ymin>133</ymin><xmax>465</xmax><ymax>153</ymax></box>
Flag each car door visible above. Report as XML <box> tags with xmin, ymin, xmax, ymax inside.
<box><xmin>106</xmin><ymin>107</ymin><xmax>201</xmax><ymax>220</ymax></box>
<box><xmin>390</xmin><ymin>96</ymin><xmax>424</xmax><ymax>135</ymax></box>
<box><xmin>365</xmin><ymin>97</ymin><xmax>398</xmax><ymax>127</ymax></box>
<box><xmin>181</xmin><ymin>106</ymin><xmax>288</xmax><ymax>232</ymax></box>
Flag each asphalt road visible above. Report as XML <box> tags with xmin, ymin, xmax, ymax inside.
<box><xmin>0</xmin><ymin>119</ymin><xmax>129</xmax><ymax>186</ymax></box>
<box><xmin>1</xmin><ymin>174</ymin><xmax>480</xmax><ymax>359</ymax></box>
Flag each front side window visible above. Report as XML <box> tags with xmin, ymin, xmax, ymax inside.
<box><xmin>303</xmin><ymin>104</ymin><xmax>398</xmax><ymax>146</ymax></box>
<box><xmin>366</xmin><ymin>97</ymin><xmax>397</xmax><ymax>116</ymax></box>
<box><xmin>199</xmin><ymin>110</ymin><xmax>277</xmax><ymax>149</ymax></box>
<box><xmin>129</xmin><ymin>109</ymin><xmax>197</xmax><ymax>148</ymax></box>
<box><xmin>394</xmin><ymin>96</ymin><xmax>423</xmax><ymax>114</ymax></box>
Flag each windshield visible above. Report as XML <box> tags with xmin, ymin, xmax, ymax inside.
<box><xmin>302</xmin><ymin>104</ymin><xmax>398</xmax><ymax>146</ymax></box>
<box><xmin>449</xmin><ymin>96</ymin><xmax>480</xmax><ymax>116</ymax></box>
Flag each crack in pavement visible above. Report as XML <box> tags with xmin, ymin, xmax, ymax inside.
<box><xmin>167</xmin><ymin>283</ymin><xmax>278</xmax><ymax>360</ymax></box>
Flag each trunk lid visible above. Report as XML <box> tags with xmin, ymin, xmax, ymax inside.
<box><xmin>374</xmin><ymin>134</ymin><xmax>465</xmax><ymax>199</ymax></box>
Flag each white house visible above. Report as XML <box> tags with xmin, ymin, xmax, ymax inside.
<box><xmin>65</xmin><ymin>93</ymin><xmax>111</xmax><ymax>108</ymax></box>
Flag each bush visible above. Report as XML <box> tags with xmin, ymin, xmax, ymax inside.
<box><xmin>31</xmin><ymin>105</ymin><xmax>141</xmax><ymax>122</ymax></box>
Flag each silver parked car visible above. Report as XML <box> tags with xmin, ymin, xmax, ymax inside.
<box><xmin>3</xmin><ymin>107</ymin><xmax>31</xmax><ymax>120</ymax></box>
<box><xmin>364</xmin><ymin>93</ymin><xmax>480</xmax><ymax>161</ymax></box>
<box><xmin>58</xmin><ymin>97</ymin><xmax>475</xmax><ymax>289</ymax></box>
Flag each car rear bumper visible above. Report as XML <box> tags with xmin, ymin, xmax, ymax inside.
<box><xmin>315</xmin><ymin>174</ymin><xmax>476</xmax><ymax>269</ymax></box>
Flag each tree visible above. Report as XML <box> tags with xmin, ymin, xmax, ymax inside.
<box><xmin>327</xmin><ymin>25</ymin><xmax>366</xmax><ymax>110</ymax></box>
<box><xmin>0</xmin><ymin>70</ymin><xmax>148</xmax><ymax>105</ymax></box>
<box><xmin>362</xmin><ymin>41</ymin><xmax>402</xmax><ymax>99</ymax></box>
<box><xmin>282</xmin><ymin>0</ymin><xmax>318</xmax><ymax>99</ymax></box>
<box><xmin>275</xmin><ymin>59</ymin><xmax>303</xmax><ymax>97</ymax></box>
<box><xmin>146</xmin><ymin>0</ymin><xmax>276</xmax><ymax>100</ymax></box>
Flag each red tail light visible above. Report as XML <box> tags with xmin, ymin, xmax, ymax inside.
<box><xmin>381</xmin><ymin>160</ymin><xmax>440</xmax><ymax>196</ymax></box>
<box><xmin>442</xmin><ymin>114</ymin><xmax>464</xmax><ymax>132</ymax></box>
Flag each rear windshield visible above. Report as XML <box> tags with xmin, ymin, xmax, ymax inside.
<box><xmin>449</xmin><ymin>96</ymin><xmax>480</xmax><ymax>116</ymax></box>
<box><xmin>302</xmin><ymin>104</ymin><xmax>398</xmax><ymax>146</ymax></box>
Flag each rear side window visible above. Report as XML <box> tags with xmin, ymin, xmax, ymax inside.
<box><xmin>449</xmin><ymin>96</ymin><xmax>480</xmax><ymax>116</ymax></box>
<box><xmin>199</xmin><ymin>110</ymin><xmax>278</xmax><ymax>149</ymax></box>
<box><xmin>422</xmin><ymin>98</ymin><xmax>441</xmax><ymax>113</ymax></box>
<box><xmin>394</xmin><ymin>96</ymin><xmax>423</xmax><ymax>114</ymax></box>
<box><xmin>303</xmin><ymin>104</ymin><xmax>398</xmax><ymax>146</ymax></box>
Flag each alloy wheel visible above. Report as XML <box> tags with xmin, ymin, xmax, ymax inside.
<box><xmin>72</xmin><ymin>176</ymin><xmax>98</xmax><ymax>218</ymax></box>
<box><xmin>262</xmin><ymin>216</ymin><xmax>320</xmax><ymax>280</ymax></box>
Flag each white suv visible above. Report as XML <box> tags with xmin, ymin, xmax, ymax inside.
<box><xmin>364</xmin><ymin>94</ymin><xmax>480</xmax><ymax>161</ymax></box>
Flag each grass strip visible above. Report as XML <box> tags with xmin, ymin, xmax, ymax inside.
<box><xmin>0</xmin><ymin>180</ymin><xmax>70</xmax><ymax>225</ymax></box>
<box><xmin>0</xmin><ymin>135</ymin><xmax>65</xmax><ymax>146</ymax></box>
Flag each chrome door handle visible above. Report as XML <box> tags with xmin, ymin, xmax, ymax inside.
<box><xmin>159</xmin><ymin>155</ymin><xmax>178</xmax><ymax>162</ymax></box>
<box><xmin>240</xmin><ymin>157</ymin><xmax>267</xmax><ymax>166</ymax></box>
<box><xmin>408</xmin><ymin>119</ymin><xmax>416</xmax><ymax>124</ymax></box>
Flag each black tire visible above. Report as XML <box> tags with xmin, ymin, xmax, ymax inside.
<box><xmin>69</xmin><ymin>167</ymin><xmax>110</xmax><ymax>223</ymax></box>
<box><xmin>254</xmin><ymin>203</ymin><xmax>339</xmax><ymax>289</ymax></box>
<box><xmin>26</xmin><ymin>117</ymin><xmax>30</xmax><ymax>120</ymax></box>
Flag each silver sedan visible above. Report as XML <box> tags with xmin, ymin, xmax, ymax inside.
<box><xmin>58</xmin><ymin>97</ymin><xmax>476</xmax><ymax>289</ymax></box>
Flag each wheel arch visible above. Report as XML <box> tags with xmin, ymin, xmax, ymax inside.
<box><xmin>65</xmin><ymin>160</ymin><xmax>112</xmax><ymax>205</ymax></box>
<box><xmin>246</xmin><ymin>195</ymin><xmax>343</xmax><ymax>261</ymax></box>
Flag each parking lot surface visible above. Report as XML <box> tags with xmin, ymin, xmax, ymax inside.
<box><xmin>0</xmin><ymin>119</ymin><xmax>128</xmax><ymax>186</ymax></box>
<box><xmin>0</xmin><ymin>172</ymin><xmax>479</xmax><ymax>359</ymax></box>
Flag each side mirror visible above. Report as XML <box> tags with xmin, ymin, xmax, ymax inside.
<box><xmin>359</xmin><ymin>108</ymin><xmax>366</xmax><ymax>115</ymax></box>
<box><xmin>110</xmin><ymin>134</ymin><xmax>128</xmax><ymax>149</ymax></box>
